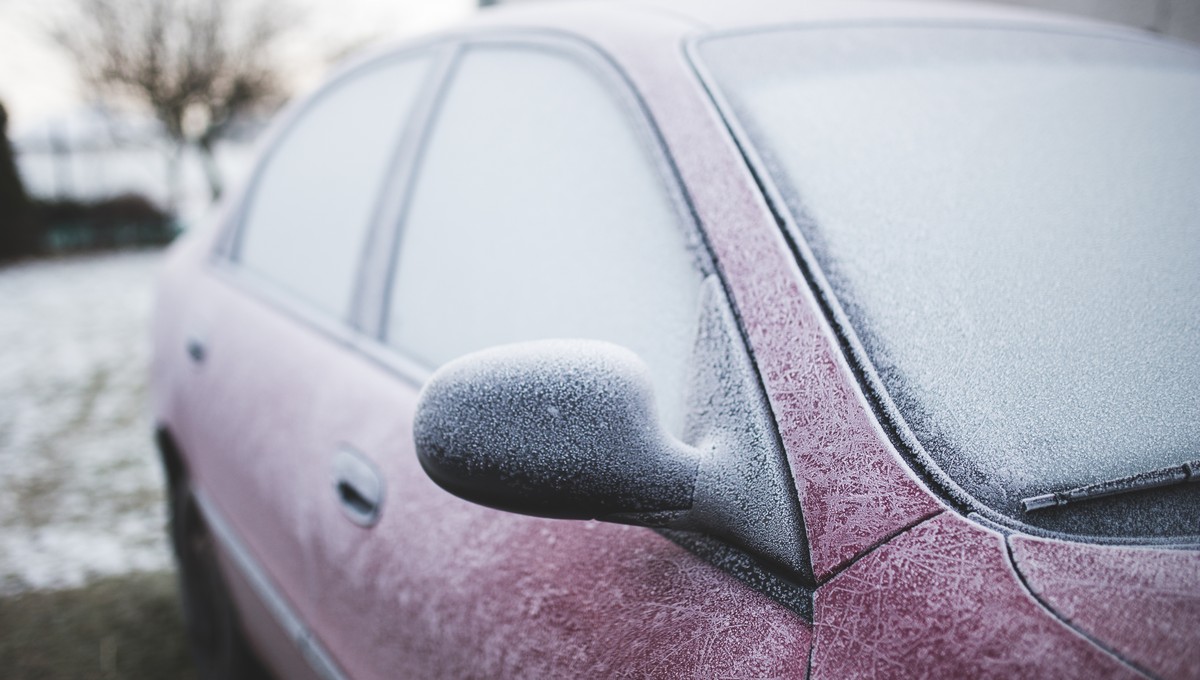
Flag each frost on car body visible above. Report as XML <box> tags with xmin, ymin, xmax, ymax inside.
<box><xmin>150</xmin><ymin>1</ymin><xmax>1200</xmax><ymax>678</ymax></box>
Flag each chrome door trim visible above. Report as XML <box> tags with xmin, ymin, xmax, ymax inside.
<box><xmin>194</xmin><ymin>489</ymin><xmax>349</xmax><ymax>680</ymax></box>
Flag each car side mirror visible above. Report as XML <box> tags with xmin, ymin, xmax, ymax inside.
<box><xmin>413</xmin><ymin>277</ymin><xmax>812</xmax><ymax>579</ymax></box>
<box><xmin>414</xmin><ymin>340</ymin><xmax>702</xmax><ymax>526</ymax></box>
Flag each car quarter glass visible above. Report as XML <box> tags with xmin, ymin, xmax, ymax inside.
<box><xmin>698</xmin><ymin>26</ymin><xmax>1200</xmax><ymax>537</ymax></box>
<box><xmin>237</xmin><ymin>56</ymin><xmax>433</xmax><ymax>318</ymax></box>
<box><xmin>386</xmin><ymin>45</ymin><xmax>705</xmax><ymax>434</ymax></box>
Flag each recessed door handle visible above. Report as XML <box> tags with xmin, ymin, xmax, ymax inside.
<box><xmin>332</xmin><ymin>447</ymin><xmax>384</xmax><ymax>527</ymax></box>
<box><xmin>337</xmin><ymin>480</ymin><xmax>377</xmax><ymax>517</ymax></box>
<box><xmin>186</xmin><ymin>337</ymin><xmax>206</xmax><ymax>364</ymax></box>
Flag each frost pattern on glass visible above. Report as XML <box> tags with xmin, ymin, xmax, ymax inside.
<box><xmin>702</xmin><ymin>28</ymin><xmax>1200</xmax><ymax>522</ymax></box>
<box><xmin>812</xmin><ymin>513</ymin><xmax>1135</xmax><ymax>678</ymax></box>
<box><xmin>238</xmin><ymin>56</ymin><xmax>431</xmax><ymax>316</ymax></box>
<box><xmin>387</xmin><ymin>47</ymin><xmax>703</xmax><ymax>434</ymax></box>
<box><xmin>1011</xmin><ymin>535</ymin><xmax>1200</xmax><ymax>680</ymax></box>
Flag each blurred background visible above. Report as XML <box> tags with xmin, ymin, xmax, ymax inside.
<box><xmin>0</xmin><ymin>0</ymin><xmax>1197</xmax><ymax>677</ymax></box>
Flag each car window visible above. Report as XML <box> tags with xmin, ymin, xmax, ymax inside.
<box><xmin>386</xmin><ymin>46</ymin><xmax>704</xmax><ymax>434</ymax></box>
<box><xmin>699</xmin><ymin>27</ymin><xmax>1200</xmax><ymax>532</ymax></box>
<box><xmin>237</xmin><ymin>55</ymin><xmax>433</xmax><ymax>317</ymax></box>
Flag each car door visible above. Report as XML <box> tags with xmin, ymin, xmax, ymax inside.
<box><xmin>174</xmin><ymin>49</ymin><xmax>440</xmax><ymax>671</ymax></box>
<box><xmin>303</xmin><ymin>36</ymin><xmax>814</xmax><ymax>678</ymax></box>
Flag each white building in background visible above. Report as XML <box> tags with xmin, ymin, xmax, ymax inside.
<box><xmin>12</xmin><ymin>107</ymin><xmax>260</xmax><ymax>230</ymax></box>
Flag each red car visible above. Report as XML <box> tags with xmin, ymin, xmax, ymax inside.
<box><xmin>151</xmin><ymin>1</ymin><xmax>1200</xmax><ymax>678</ymax></box>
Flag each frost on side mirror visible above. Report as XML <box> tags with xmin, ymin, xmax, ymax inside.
<box><xmin>413</xmin><ymin>278</ymin><xmax>812</xmax><ymax>580</ymax></box>
<box><xmin>413</xmin><ymin>340</ymin><xmax>703</xmax><ymax>526</ymax></box>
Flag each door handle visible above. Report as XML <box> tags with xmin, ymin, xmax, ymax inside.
<box><xmin>186</xmin><ymin>336</ymin><xmax>207</xmax><ymax>364</ymax></box>
<box><xmin>332</xmin><ymin>447</ymin><xmax>384</xmax><ymax>527</ymax></box>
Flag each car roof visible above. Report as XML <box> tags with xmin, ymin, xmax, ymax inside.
<box><xmin>461</xmin><ymin>0</ymin><xmax>1119</xmax><ymax>40</ymax></box>
<box><xmin>632</xmin><ymin>0</ymin><xmax>1105</xmax><ymax>30</ymax></box>
<box><xmin>338</xmin><ymin>0</ymin><xmax>1145</xmax><ymax>84</ymax></box>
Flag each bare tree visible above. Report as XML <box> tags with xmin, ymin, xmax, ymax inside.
<box><xmin>53</xmin><ymin>0</ymin><xmax>294</xmax><ymax>204</ymax></box>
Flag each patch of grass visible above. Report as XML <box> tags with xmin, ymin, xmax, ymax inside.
<box><xmin>0</xmin><ymin>570</ymin><xmax>196</xmax><ymax>680</ymax></box>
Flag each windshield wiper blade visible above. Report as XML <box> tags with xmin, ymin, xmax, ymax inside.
<box><xmin>1021</xmin><ymin>459</ymin><xmax>1200</xmax><ymax>513</ymax></box>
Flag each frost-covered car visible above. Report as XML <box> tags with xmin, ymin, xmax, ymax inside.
<box><xmin>151</xmin><ymin>1</ymin><xmax>1200</xmax><ymax>678</ymax></box>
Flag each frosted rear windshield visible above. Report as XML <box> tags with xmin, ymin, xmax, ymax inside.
<box><xmin>698</xmin><ymin>26</ymin><xmax>1200</xmax><ymax>534</ymax></box>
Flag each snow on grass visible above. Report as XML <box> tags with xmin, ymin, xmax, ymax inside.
<box><xmin>0</xmin><ymin>250</ymin><xmax>171</xmax><ymax>594</ymax></box>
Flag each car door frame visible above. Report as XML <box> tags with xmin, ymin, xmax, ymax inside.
<box><xmin>351</xmin><ymin>29</ymin><xmax>722</xmax><ymax>388</ymax></box>
<box><xmin>199</xmin><ymin>25</ymin><xmax>814</xmax><ymax>680</ymax></box>
<box><xmin>184</xmin><ymin>39</ymin><xmax>459</xmax><ymax>680</ymax></box>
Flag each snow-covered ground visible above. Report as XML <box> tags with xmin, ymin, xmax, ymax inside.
<box><xmin>0</xmin><ymin>250</ymin><xmax>170</xmax><ymax>594</ymax></box>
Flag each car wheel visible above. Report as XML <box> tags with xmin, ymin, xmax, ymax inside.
<box><xmin>170</xmin><ymin>480</ymin><xmax>271</xmax><ymax>680</ymax></box>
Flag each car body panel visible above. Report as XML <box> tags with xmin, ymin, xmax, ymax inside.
<box><xmin>150</xmin><ymin>2</ymin><xmax>1198</xmax><ymax>677</ymax></box>
<box><xmin>1011</xmin><ymin>535</ymin><xmax>1200</xmax><ymax>679</ymax></box>
<box><xmin>206</xmin><ymin>495</ymin><xmax>329</xmax><ymax>680</ymax></box>
<box><xmin>812</xmin><ymin>513</ymin><xmax>1137</xmax><ymax>678</ymax></box>
<box><xmin>310</xmin><ymin>381</ymin><xmax>815</xmax><ymax>677</ymax></box>
<box><xmin>154</xmin><ymin>9</ymin><xmax>820</xmax><ymax>677</ymax></box>
<box><xmin>170</xmin><ymin>264</ymin><xmax>332</xmax><ymax>622</ymax></box>
<box><xmin>155</xmin><ymin>201</ymin><xmax>342</xmax><ymax>668</ymax></box>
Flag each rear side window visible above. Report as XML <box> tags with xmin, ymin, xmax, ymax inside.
<box><xmin>237</xmin><ymin>56</ymin><xmax>432</xmax><ymax>317</ymax></box>
<box><xmin>386</xmin><ymin>46</ymin><xmax>703</xmax><ymax>432</ymax></box>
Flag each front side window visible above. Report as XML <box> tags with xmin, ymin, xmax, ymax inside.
<box><xmin>386</xmin><ymin>45</ymin><xmax>704</xmax><ymax>433</ymax></box>
<box><xmin>237</xmin><ymin>55</ymin><xmax>432</xmax><ymax>317</ymax></box>
<box><xmin>699</xmin><ymin>27</ymin><xmax>1200</xmax><ymax>535</ymax></box>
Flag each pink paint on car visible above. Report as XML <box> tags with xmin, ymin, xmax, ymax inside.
<box><xmin>1011</xmin><ymin>535</ymin><xmax>1200</xmax><ymax>679</ymax></box>
<box><xmin>151</xmin><ymin>1</ymin><xmax>1200</xmax><ymax>678</ymax></box>
<box><xmin>812</xmin><ymin>513</ymin><xmax>1138</xmax><ymax>679</ymax></box>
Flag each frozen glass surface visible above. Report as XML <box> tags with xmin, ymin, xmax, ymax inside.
<box><xmin>702</xmin><ymin>28</ymin><xmax>1200</xmax><ymax>519</ymax></box>
<box><xmin>238</xmin><ymin>56</ymin><xmax>431</xmax><ymax>317</ymax></box>
<box><xmin>388</xmin><ymin>48</ymin><xmax>703</xmax><ymax>433</ymax></box>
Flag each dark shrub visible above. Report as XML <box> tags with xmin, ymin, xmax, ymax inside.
<box><xmin>30</xmin><ymin>193</ymin><xmax>178</xmax><ymax>253</ymax></box>
<box><xmin>0</xmin><ymin>101</ymin><xmax>36</xmax><ymax>261</ymax></box>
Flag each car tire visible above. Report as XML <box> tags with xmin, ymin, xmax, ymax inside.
<box><xmin>170</xmin><ymin>480</ymin><xmax>271</xmax><ymax>680</ymax></box>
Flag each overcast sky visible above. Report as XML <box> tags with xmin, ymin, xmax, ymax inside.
<box><xmin>0</xmin><ymin>0</ymin><xmax>476</xmax><ymax>133</ymax></box>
